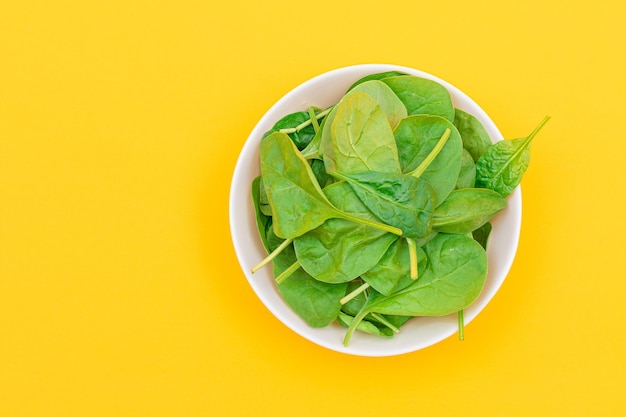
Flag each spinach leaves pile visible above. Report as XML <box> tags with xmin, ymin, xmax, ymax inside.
<box><xmin>251</xmin><ymin>71</ymin><xmax>548</xmax><ymax>346</ymax></box>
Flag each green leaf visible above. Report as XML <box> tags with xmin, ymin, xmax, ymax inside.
<box><xmin>454</xmin><ymin>108</ymin><xmax>493</xmax><ymax>162</ymax></box>
<box><xmin>382</xmin><ymin>75</ymin><xmax>455</xmax><ymax>122</ymax></box>
<box><xmin>301</xmin><ymin>110</ymin><xmax>331</xmax><ymax>160</ymax></box>
<box><xmin>324</xmin><ymin>91</ymin><xmax>401</xmax><ymax>175</ymax></box>
<box><xmin>394</xmin><ymin>115</ymin><xmax>463</xmax><ymax>205</ymax></box>
<box><xmin>334</xmin><ymin>170</ymin><xmax>435</xmax><ymax>238</ymax></box>
<box><xmin>257</xmin><ymin>176</ymin><xmax>272</xmax><ymax>216</ymax></box>
<box><xmin>350</xmin><ymin>80</ymin><xmax>408</xmax><ymax>128</ymax></box>
<box><xmin>260</xmin><ymin>132</ymin><xmax>401</xmax><ymax>239</ymax></box>
<box><xmin>433</xmin><ymin>188</ymin><xmax>506</xmax><ymax>234</ymax></box>
<box><xmin>472</xmin><ymin>222</ymin><xmax>493</xmax><ymax>250</ymax></box>
<box><xmin>413</xmin><ymin>229</ymin><xmax>439</xmax><ymax>247</ymax></box>
<box><xmin>475</xmin><ymin>117</ymin><xmax>550</xmax><ymax>197</ymax></box>
<box><xmin>273</xmin><ymin>242</ymin><xmax>347</xmax><ymax>328</ymax></box>
<box><xmin>346</xmin><ymin>71</ymin><xmax>408</xmax><ymax>91</ymax></box>
<box><xmin>337</xmin><ymin>312</ymin><xmax>394</xmax><ymax>338</ymax></box>
<box><xmin>361</xmin><ymin>238</ymin><xmax>428</xmax><ymax>296</ymax></box>
<box><xmin>260</xmin><ymin>132</ymin><xmax>340</xmax><ymax>239</ymax></box>
<box><xmin>263</xmin><ymin>111</ymin><xmax>317</xmax><ymax>150</ymax></box>
<box><xmin>380</xmin><ymin>314</ymin><xmax>412</xmax><ymax>330</ymax></box>
<box><xmin>341</xmin><ymin>279</ymin><xmax>369</xmax><ymax>317</ymax></box>
<box><xmin>456</xmin><ymin>148</ymin><xmax>476</xmax><ymax>189</ymax></box>
<box><xmin>366</xmin><ymin>233</ymin><xmax>488</xmax><ymax>316</ymax></box>
<box><xmin>309</xmin><ymin>158</ymin><xmax>334</xmax><ymax>188</ymax></box>
<box><xmin>251</xmin><ymin>176</ymin><xmax>272</xmax><ymax>253</ymax></box>
<box><xmin>293</xmin><ymin>182</ymin><xmax>398</xmax><ymax>284</ymax></box>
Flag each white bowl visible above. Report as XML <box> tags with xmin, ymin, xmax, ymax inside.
<box><xmin>229</xmin><ymin>64</ymin><xmax>521</xmax><ymax>357</ymax></box>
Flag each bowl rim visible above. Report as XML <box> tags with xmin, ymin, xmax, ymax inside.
<box><xmin>229</xmin><ymin>63</ymin><xmax>521</xmax><ymax>356</ymax></box>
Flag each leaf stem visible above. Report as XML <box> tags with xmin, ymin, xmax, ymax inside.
<box><xmin>523</xmin><ymin>116</ymin><xmax>551</xmax><ymax>148</ymax></box>
<box><xmin>279</xmin><ymin>107</ymin><xmax>332</xmax><ymax>134</ymax></box>
<box><xmin>340</xmin><ymin>282</ymin><xmax>370</xmax><ymax>305</ymax></box>
<box><xmin>337</xmin><ymin>211</ymin><xmax>403</xmax><ymax>236</ymax></box>
<box><xmin>370</xmin><ymin>313</ymin><xmax>400</xmax><ymax>334</ymax></box>
<box><xmin>458</xmin><ymin>310</ymin><xmax>465</xmax><ymax>341</ymax></box>
<box><xmin>406</xmin><ymin>237</ymin><xmax>418</xmax><ymax>279</ymax></box>
<box><xmin>343</xmin><ymin>308</ymin><xmax>369</xmax><ymax>346</ymax></box>
<box><xmin>251</xmin><ymin>238</ymin><xmax>293</xmax><ymax>273</ymax></box>
<box><xmin>409</xmin><ymin>128</ymin><xmax>451</xmax><ymax>178</ymax></box>
<box><xmin>308</xmin><ymin>106</ymin><xmax>320</xmax><ymax>133</ymax></box>
<box><xmin>275</xmin><ymin>260</ymin><xmax>300</xmax><ymax>284</ymax></box>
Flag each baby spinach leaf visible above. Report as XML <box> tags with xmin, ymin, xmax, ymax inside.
<box><xmin>365</xmin><ymin>233</ymin><xmax>488</xmax><ymax>316</ymax></box>
<box><xmin>251</xmin><ymin>178</ymin><xmax>285</xmax><ymax>260</ymax></box>
<box><xmin>294</xmin><ymin>182</ymin><xmax>398</xmax><ymax>284</ymax></box>
<box><xmin>472</xmin><ymin>222</ymin><xmax>492</xmax><ymax>250</ymax></box>
<box><xmin>309</xmin><ymin>158</ymin><xmax>334</xmax><ymax>188</ymax></box>
<box><xmin>273</xmin><ymin>241</ymin><xmax>347</xmax><ymax>328</ymax></box>
<box><xmin>264</xmin><ymin>111</ymin><xmax>317</xmax><ymax>150</ymax></box>
<box><xmin>343</xmin><ymin>233</ymin><xmax>488</xmax><ymax>345</ymax></box>
<box><xmin>456</xmin><ymin>148</ymin><xmax>476</xmax><ymax>189</ymax></box>
<box><xmin>257</xmin><ymin>176</ymin><xmax>272</xmax><ymax>216</ymax></box>
<box><xmin>433</xmin><ymin>188</ymin><xmax>506</xmax><ymax>234</ymax></box>
<box><xmin>260</xmin><ymin>132</ymin><xmax>401</xmax><ymax>239</ymax></box>
<box><xmin>413</xmin><ymin>229</ymin><xmax>439</xmax><ymax>247</ymax></box>
<box><xmin>361</xmin><ymin>238</ymin><xmax>428</xmax><ymax>296</ymax></box>
<box><xmin>394</xmin><ymin>115</ymin><xmax>463</xmax><ymax>205</ymax></box>
<box><xmin>324</xmin><ymin>91</ymin><xmax>401</xmax><ymax>175</ymax></box>
<box><xmin>314</xmin><ymin>105</ymin><xmax>339</xmax><ymax>162</ymax></box>
<box><xmin>301</xmin><ymin>111</ymin><xmax>331</xmax><ymax>160</ymax></box>
<box><xmin>453</xmin><ymin>108</ymin><xmax>493</xmax><ymax>162</ymax></box>
<box><xmin>350</xmin><ymin>80</ymin><xmax>408</xmax><ymax>128</ymax></box>
<box><xmin>251</xmin><ymin>176</ymin><xmax>272</xmax><ymax>253</ymax></box>
<box><xmin>382</xmin><ymin>75</ymin><xmax>455</xmax><ymax>122</ymax></box>
<box><xmin>341</xmin><ymin>279</ymin><xmax>369</xmax><ymax>317</ymax></box>
<box><xmin>380</xmin><ymin>314</ymin><xmax>412</xmax><ymax>330</ymax></box>
<box><xmin>346</xmin><ymin>70</ymin><xmax>408</xmax><ymax>91</ymax></box>
<box><xmin>260</xmin><ymin>131</ymin><xmax>340</xmax><ymax>239</ymax></box>
<box><xmin>333</xmin><ymin>170</ymin><xmax>435</xmax><ymax>238</ymax></box>
<box><xmin>475</xmin><ymin>117</ymin><xmax>549</xmax><ymax>197</ymax></box>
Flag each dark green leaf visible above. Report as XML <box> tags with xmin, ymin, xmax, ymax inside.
<box><xmin>294</xmin><ymin>182</ymin><xmax>398</xmax><ymax>284</ymax></box>
<box><xmin>454</xmin><ymin>108</ymin><xmax>493</xmax><ymax>162</ymax></box>
<box><xmin>301</xmin><ymin>111</ymin><xmax>330</xmax><ymax>160</ymax></box>
<box><xmin>264</xmin><ymin>111</ymin><xmax>317</xmax><ymax>150</ymax></box>
<box><xmin>341</xmin><ymin>279</ymin><xmax>369</xmax><ymax>316</ymax></box>
<box><xmin>335</xmin><ymin>170</ymin><xmax>434</xmax><ymax>238</ymax></box>
<box><xmin>309</xmin><ymin>158</ymin><xmax>334</xmax><ymax>188</ymax></box>
<box><xmin>273</xmin><ymin>242</ymin><xmax>347</xmax><ymax>328</ymax></box>
<box><xmin>472</xmin><ymin>222</ymin><xmax>493</xmax><ymax>250</ymax></box>
<box><xmin>251</xmin><ymin>176</ymin><xmax>272</xmax><ymax>253</ymax></box>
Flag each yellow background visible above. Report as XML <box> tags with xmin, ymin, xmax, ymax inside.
<box><xmin>1</xmin><ymin>0</ymin><xmax>625</xmax><ymax>415</ymax></box>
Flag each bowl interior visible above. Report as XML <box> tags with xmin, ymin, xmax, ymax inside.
<box><xmin>229</xmin><ymin>64</ymin><xmax>521</xmax><ymax>356</ymax></box>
